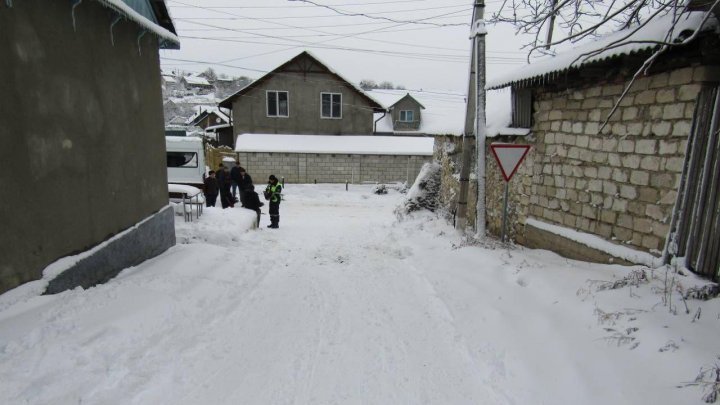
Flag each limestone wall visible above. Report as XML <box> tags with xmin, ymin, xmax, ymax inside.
<box><xmin>435</xmin><ymin>136</ymin><xmax>477</xmax><ymax>226</ymax></box>
<box><xmin>502</xmin><ymin>66</ymin><xmax>715</xmax><ymax>255</ymax></box>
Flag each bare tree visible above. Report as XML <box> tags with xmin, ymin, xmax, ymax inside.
<box><xmin>490</xmin><ymin>0</ymin><xmax>718</xmax><ymax>59</ymax></box>
<box><xmin>489</xmin><ymin>0</ymin><xmax>719</xmax><ymax>130</ymax></box>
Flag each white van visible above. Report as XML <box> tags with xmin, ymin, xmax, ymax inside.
<box><xmin>166</xmin><ymin>136</ymin><xmax>206</xmax><ymax>187</ymax></box>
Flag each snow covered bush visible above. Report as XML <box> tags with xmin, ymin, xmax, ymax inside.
<box><xmin>372</xmin><ymin>183</ymin><xmax>388</xmax><ymax>195</ymax></box>
<box><xmin>395</xmin><ymin>162</ymin><xmax>441</xmax><ymax>218</ymax></box>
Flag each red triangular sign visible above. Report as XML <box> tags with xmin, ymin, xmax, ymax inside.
<box><xmin>490</xmin><ymin>143</ymin><xmax>531</xmax><ymax>182</ymax></box>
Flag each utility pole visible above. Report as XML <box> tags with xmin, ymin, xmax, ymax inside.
<box><xmin>456</xmin><ymin>0</ymin><xmax>486</xmax><ymax>233</ymax></box>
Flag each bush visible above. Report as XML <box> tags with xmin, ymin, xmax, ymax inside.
<box><xmin>395</xmin><ymin>162</ymin><xmax>441</xmax><ymax>217</ymax></box>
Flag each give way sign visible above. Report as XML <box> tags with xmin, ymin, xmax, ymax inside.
<box><xmin>490</xmin><ymin>143</ymin><xmax>531</xmax><ymax>182</ymax></box>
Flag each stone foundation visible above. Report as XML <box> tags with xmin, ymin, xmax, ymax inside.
<box><xmin>44</xmin><ymin>206</ymin><xmax>176</xmax><ymax>294</ymax></box>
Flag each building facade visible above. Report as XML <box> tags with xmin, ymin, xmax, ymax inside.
<box><xmin>0</xmin><ymin>0</ymin><xmax>179</xmax><ymax>294</ymax></box>
<box><xmin>219</xmin><ymin>51</ymin><xmax>384</xmax><ymax>140</ymax></box>
<box><xmin>476</xmin><ymin>12</ymin><xmax>720</xmax><ymax>279</ymax></box>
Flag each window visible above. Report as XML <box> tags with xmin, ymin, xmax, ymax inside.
<box><xmin>399</xmin><ymin>110</ymin><xmax>414</xmax><ymax>122</ymax></box>
<box><xmin>321</xmin><ymin>92</ymin><xmax>342</xmax><ymax>118</ymax></box>
<box><xmin>167</xmin><ymin>152</ymin><xmax>198</xmax><ymax>168</ymax></box>
<box><xmin>511</xmin><ymin>88</ymin><xmax>532</xmax><ymax>128</ymax></box>
<box><xmin>267</xmin><ymin>91</ymin><xmax>289</xmax><ymax>117</ymax></box>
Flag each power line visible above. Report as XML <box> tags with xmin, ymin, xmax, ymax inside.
<box><xmin>168</xmin><ymin>2</ymin><xmax>475</xmax><ymax>65</ymax></box>
<box><xmin>285</xmin><ymin>0</ymin><xmax>469</xmax><ymax>26</ymax></box>
<box><xmin>167</xmin><ymin>0</ymin><xmax>433</xmax><ymax>9</ymax></box>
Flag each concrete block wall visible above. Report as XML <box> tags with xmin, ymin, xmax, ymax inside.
<box><xmin>237</xmin><ymin>152</ymin><xmax>430</xmax><ymax>184</ymax></box>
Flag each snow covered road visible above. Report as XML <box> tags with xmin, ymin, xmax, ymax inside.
<box><xmin>1</xmin><ymin>184</ymin><xmax>718</xmax><ymax>404</ymax></box>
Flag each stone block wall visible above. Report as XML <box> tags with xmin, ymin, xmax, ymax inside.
<box><xmin>435</xmin><ymin>136</ymin><xmax>478</xmax><ymax>226</ymax></box>
<box><xmin>237</xmin><ymin>152</ymin><xmax>429</xmax><ymax>184</ymax></box>
<box><xmin>497</xmin><ymin>66</ymin><xmax>713</xmax><ymax>255</ymax></box>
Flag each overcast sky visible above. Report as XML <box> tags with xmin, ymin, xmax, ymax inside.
<box><xmin>159</xmin><ymin>0</ymin><xmax>529</xmax><ymax>94</ymax></box>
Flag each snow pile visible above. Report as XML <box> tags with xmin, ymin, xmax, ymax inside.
<box><xmin>396</xmin><ymin>162</ymin><xmax>442</xmax><ymax>217</ymax></box>
<box><xmin>235</xmin><ymin>134</ymin><xmax>434</xmax><ymax>156</ymax></box>
<box><xmin>371</xmin><ymin>184</ymin><xmax>388</xmax><ymax>195</ymax></box>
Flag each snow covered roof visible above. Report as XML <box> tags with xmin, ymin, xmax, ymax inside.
<box><xmin>169</xmin><ymin>94</ymin><xmax>220</xmax><ymax>105</ymax></box>
<box><xmin>206</xmin><ymin>123</ymin><xmax>233</xmax><ymax>131</ymax></box>
<box><xmin>219</xmin><ymin>51</ymin><xmax>383</xmax><ymax>110</ymax></box>
<box><xmin>369</xmin><ymin>89</ymin><xmax>465</xmax><ymax>136</ymax></box>
<box><xmin>235</xmin><ymin>134</ymin><xmax>433</xmax><ymax>156</ymax></box>
<box><xmin>369</xmin><ymin>91</ymin><xmax>426</xmax><ymax>110</ymax></box>
<box><xmin>96</xmin><ymin>0</ymin><xmax>179</xmax><ymax>49</ymax></box>
<box><xmin>162</xmin><ymin>75</ymin><xmax>177</xmax><ymax>83</ymax></box>
<box><xmin>183</xmin><ymin>75</ymin><xmax>212</xmax><ymax>86</ymax></box>
<box><xmin>487</xmin><ymin>11</ymin><xmax>718</xmax><ymax>90</ymax></box>
<box><xmin>166</xmin><ymin>135</ymin><xmax>203</xmax><ymax>144</ymax></box>
<box><xmin>186</xmin><ymin>107</ymin><xmax>230</xmax><ymax>126</ymax></box>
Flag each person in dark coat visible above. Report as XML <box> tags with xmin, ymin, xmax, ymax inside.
<box><xmin>230</xmin><ymin>161</ymin><xmax>242</xmax><ymax>201</ymax></box>
<box><xmin>203</xmin><ymin>170</ymin><xmax>219</xmax><ymax>207</ymax></box>
<box><xmin>243</xmin><ymin>187</ymin><xmax>264</xmax><ymax>227</ymax></box>
<box><xmin>217</xmin><ymin>163</ymin><xmax>233</xmax><ymax>209</ymax></box>
<box><xmin>264</xmin><ymin>174</ymin><xmax>282</xmax><ymax>228</ymax></box>
<box><xmin>238</xmin><ymin>167</ymin><xmax>253</xmax><ymax>207</ymax></box>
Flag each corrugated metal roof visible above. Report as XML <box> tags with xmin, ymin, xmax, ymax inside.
<box><xmin>487</xmin><ymin>11</ymin><xmax>717</xmax><ymax>90</ymax></box>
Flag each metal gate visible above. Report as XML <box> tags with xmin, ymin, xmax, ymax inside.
<box><xmin>669</xmin><ymin>85</ymin><xmax>720</xmax><ymax>280</ymax></box>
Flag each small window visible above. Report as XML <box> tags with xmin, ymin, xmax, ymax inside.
<box><xmin>167</xmin><ymin>152</ymin><xmax>198</xmax><ymax>168</ymax></box>
<box><xmin>511</xmin><ymin>88</ymin><xmax>532</xmax><ymax>128</ymax></box>
<box><xmin>267</xmin><ymin>90</ymin><xmax>289</xmax><ymax>117</ymax></box>
<box><xmin>321</xmin><ymin>92</ymin><xmax>342</xmax><ymax>118</ymax></box>
<box><xmin>399</xmin><ymin>110</ymin><xmax>414</xmax><ymax>122</ymax></box>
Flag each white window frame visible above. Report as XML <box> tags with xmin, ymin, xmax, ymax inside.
<box><xmin>399</xmin><ymin>110</ymin><xmax>414</xmax><ymax>122</ymax></box>
<box><xmin>266</xmin><ymin>90</ymin><xmax>289</xmax><ymax>118</ymax></box>
<box><xmin>320</xmin><ymin>92</ymin><xmax>343</xmax><ymax>119</ymax></box>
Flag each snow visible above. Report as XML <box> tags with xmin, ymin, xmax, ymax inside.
<box><xmin>369</xmin><ymin>89</ymin><xmax>517</xmax><ymax>137</ymax></box>
<box><xmin>235</xmin><ymin>133</ymin><xmax>434</xmax><ymax>156</ymax></box>
<box><xmin>487</xmin><ymin>11</ymin><xmax>718</xmax><ymax>90</ymax></box>
<box><xmin>165</xmin><ymin>135</ymin><xmax>202</xmax><ymax>144</ymax></box>
<box><xmin>526</xmin><ymin>218</ymin><xmax>664</xmax><ymax>267</ymax></box>
<box><xmin>97</xmin><ymin>0</ymin><xmax>179</xmax><ymax>47</ymax></box>
<box><xmin>167</xmin><ymin>183</ymin><xmax>202</xmax><ymax>196</ymax></box>
<box><xmin>185</xmin><ymin>106</ymin><xmax>230</xmax><ymax>126</ymax></box>
<box><xmin>1</xmin><ymin>185</ymin><xmax>718</xmax><ymax>404</ymax></box>
<box><xmin>183</xmin><ymin>75</ymin><xmax>212</xmax><ymax>86</ymax></box>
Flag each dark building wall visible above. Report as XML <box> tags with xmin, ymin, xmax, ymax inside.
<box><xmin>0</xmin><ymin>0</ymin><xmax>173</xmax><ymax>293</ymax></box>
<box><xmin>232</xmin><ymin>55</ymin><xmax>376</xmax><ymax>136</ymax></box>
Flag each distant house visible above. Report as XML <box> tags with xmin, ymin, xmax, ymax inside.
<box><xmin>459</xmin><ymin>11</ymin><xmax>720</xmax><ymax>279</ymax></box>
<box><xmin>0</xmin><ymin>0</ymin><xmax>180</xmax><ymax>294</ymax></box>
<box><xmin>219</xmin><ymin>50</ymin><xmax>385</xmax><ymax>140</ymax></box>
<box><xmin>181</xmin><ymin>74</ymin><xmax>213</xmax><ymax>93</ymax></box>
<box><xmin>186</xmin><ymin>107</ymin><xmax>234</xmax><ymax>146</ymax></box>
<box><xmin>367</xmin><ymin>89</ymin><xmax>466</xmax><ymax>136</ymax></box>
<box><xmin>222</xmin><ymin>51</ymin><xmax>437</xmax><ymax>183</ymax></box>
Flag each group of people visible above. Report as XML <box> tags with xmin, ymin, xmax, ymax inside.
<box><xmin>203</xmin><ymin>161</ymin><xmax>283</xmax><ymax>229</ymax></box>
